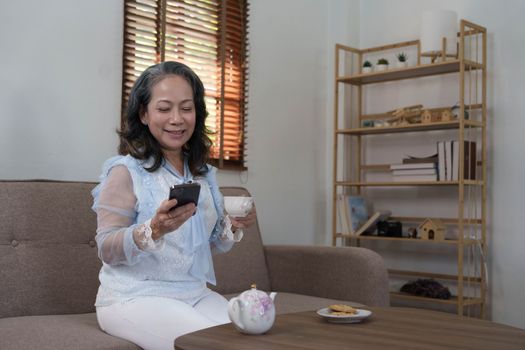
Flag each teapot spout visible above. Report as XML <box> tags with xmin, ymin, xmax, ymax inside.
<box><xmin>269</xmin><ymin>292</ymin><xmax>277</xmax><ymax>301</ymax></box>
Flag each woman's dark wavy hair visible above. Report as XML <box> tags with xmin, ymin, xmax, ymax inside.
<box><xmin>118</xmin><ymin>61</ymin><xmax>212</xmax><ymax>175</ymax></box>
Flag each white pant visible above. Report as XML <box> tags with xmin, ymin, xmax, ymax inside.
<box><xmin>96</xmin><ymin>292</ymin><xmax>230</xmax><ymax>350</ymax></box>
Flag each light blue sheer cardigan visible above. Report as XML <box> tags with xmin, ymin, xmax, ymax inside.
<box><xmin>91</xmin><ymin>155</ymin><xmax>233</xmax><ymax>306</ymax></box>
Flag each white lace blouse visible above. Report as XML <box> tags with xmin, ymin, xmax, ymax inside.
<box><xmin>91</xmin><ymin>155</ymin><xmax>241</xmax><ymax>307</ymax></box>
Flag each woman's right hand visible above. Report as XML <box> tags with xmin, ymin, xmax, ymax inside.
<box><xmin>150</xmin><ymin>199</ymin><xmax>196</xmax><ymax>240</ymax></box>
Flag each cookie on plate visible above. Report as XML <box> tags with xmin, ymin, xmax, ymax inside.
<box><xmin>329</xmin><ymin>304</ymin><xmax>357</xmax><ymax>314</ymax></box>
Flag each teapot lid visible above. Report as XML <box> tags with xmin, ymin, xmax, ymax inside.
<box><xmin>242</xmin><ymin>283</ymin><xmax>266</xmax><ymax>298</ymax></box>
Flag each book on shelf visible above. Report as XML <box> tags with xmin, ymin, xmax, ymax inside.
<box><xmin>338</xmin><ymin>195</ymin><xmax>368</xmax><ymax>235</ymax></box>
<box><xmin>336</xmin><ymin>194</ymin><xmax>351</xmax><ymax>236</ymax></box>
<box><xmin>354</xmin><ymin>210</ymin><xmax>392</xmax><ymax>236</ymax></box>
<box><xmin>338</xmin><ymin>195</ymin><xmax>391</xmax><ymax>236</ymax></box>
<box><xmin>347</xmin><ymin>195</ymin><xmax>368</xmax><ymax>234</ymax></box>
<box><xmin>393</xmin><ymin>174</ymin><xmax>438</xmax><ymax>182</ymax></box>
<box><xmin>436</xmin><ymin>140</ymin><xmax>477</xmax><ymax>181</ymax></box>
<box><xmin>391</xmin><ymin>162</ymin><xmax>438</xmax><ymax>181</ymax></box>
<box><xmin>392</xmin><ymin>168</ymin><xmax>437</xmax><ymax>176</ymax></box>
<box><xmin>437</xmin><ymin>141</ymin><xmax>447</xmax><ymax>181</ymax></box>
<box><xmin>445</xmin><ymin>141</ymin><xmax>453</xmax><ymax>180</ymax></box>
<box><xmin>402</xmin><ymin>153</ymin><xmax>438</xmax><ymax>164</ymax></box>
<box><xmin>390</xmin><ymin>163</ymin><xmax>436</xmax><ymax>170</ymax></box>
<box><xmin>451</xmin><ymin>140</ymin><xmax>477</xmax><ymax>180</ymax></box>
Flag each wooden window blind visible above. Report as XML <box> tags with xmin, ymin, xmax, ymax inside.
<box><xmin>122</xmin><ymin>0</ymin><xmax>249</xmax><ymax>170</ymax></box>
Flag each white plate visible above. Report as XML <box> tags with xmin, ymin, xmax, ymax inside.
<box><xmin>316</xmin><ymin>307</ymin><xmax>372</xmax><ymax>324</ymax></box>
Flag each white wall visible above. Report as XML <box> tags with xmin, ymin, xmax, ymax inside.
<box><xmin>1</xmin><ymin>0</ymin><xmax>523</xmax><ymax>330</ymax></box>
<box><xmin>0</xmin><ymin>0</ymin><xmax>123</xmax><ymax>181</ymax></box>
<box><xmin>359</xmin><ymin>0</ymin><xmax>525</xmax><ymax>330</ymax></box>
<box><xmin>217</xmin><ymin>0</ymin><xmax>360</xmax><ymax>246</ymax></box>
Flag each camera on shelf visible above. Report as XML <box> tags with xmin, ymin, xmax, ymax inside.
<box><xmin>377</xmin><ymin>220</ymin><xmax>402</xmax><ymax>237</ymax></box>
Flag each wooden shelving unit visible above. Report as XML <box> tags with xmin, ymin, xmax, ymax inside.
<box><xmin>332</xmin><ymin>20</ymin><xmax>487</xmax><ymax>317</ymax></box>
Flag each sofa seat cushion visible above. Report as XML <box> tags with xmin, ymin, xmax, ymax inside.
<box><xmin>224</xmin><ymin>292</ymin><xmax>364</xmax><ymax>315</ymax></box>
<box><xmin>0</xmin><ymin>313</ymin><xmax>139</xmax><ymax>350</ymax></box>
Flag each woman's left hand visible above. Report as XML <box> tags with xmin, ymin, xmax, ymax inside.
<box><xmin>229</xmin><ymin>207</ymin><xmax>257</xmax><ymax>231</ymax></box>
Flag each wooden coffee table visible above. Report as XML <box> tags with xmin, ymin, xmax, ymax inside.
<box><xmin>175</xmin><ymin>307</ymin><xmax>525</xmax><ymax>350</ymax></box>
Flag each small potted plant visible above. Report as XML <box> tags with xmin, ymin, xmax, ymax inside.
<box><xmin>362</xmin><ymin>60</ymin><xmax>373</xmax><ymax>73</ymax></box>
<box><xmin>376</xmin><ymin>58</ymin><xmax>389</xmax><ymax>72</ymax></box>
<box><xmin>396</xmin><ymin>52</ymin><xmax>408</xmax><ymax>68</ymax></box>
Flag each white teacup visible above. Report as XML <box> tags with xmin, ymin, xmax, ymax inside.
<box><xmin>224</xmin><ymin>196</ymin><xmax>253</xmax><ymax>217</ymax></box>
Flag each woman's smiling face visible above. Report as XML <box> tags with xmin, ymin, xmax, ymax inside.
<box><xmin>141</xmin><ymin>75</ymin><xmax>196</xmax><ymax>157</ymax></box>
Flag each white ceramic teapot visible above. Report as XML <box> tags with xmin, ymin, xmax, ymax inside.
<box><xmin>228</xmin><ymin>284</ymin><xmax>276</xmax><ymax>335</ymax></box>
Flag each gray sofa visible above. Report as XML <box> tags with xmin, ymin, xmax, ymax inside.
<box><xmin>0</xmin><ymin>180</ymin><xmax>389</xmax><ymax>349</ymax></box>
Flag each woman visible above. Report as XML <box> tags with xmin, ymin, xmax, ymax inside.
<box><xmin>92</xmin><ymin>61</ymin><xmax>255</xmax><ymax>350</ymax></box>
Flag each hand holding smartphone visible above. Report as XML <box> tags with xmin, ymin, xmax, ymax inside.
<box><xmin>169</xmin><ymin>182</ymin><xmax>201</xmax><ymax>209</ymax></box>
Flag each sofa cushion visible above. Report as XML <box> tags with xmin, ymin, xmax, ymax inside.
<box><xmin>211</xmin><ymin>187</ymin><xmax>271</xmax><ymax>294</ymax></box>
<box><xmin>224</xmin><ymin>292</ymin><xmax>364</xmax><ymax>315</ymax></box>
<box><xmin>0</xmin><ymin>181</ymin><xmax>100</xmax><ymax>318</ymax></box>
<box><xmin>0</xmin><ymin>313</ymin><xmax>139</xmax><ymax>350</ymax></box>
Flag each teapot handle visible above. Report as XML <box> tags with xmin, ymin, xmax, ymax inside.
<box><xmin>227</xmin><ymin>298</ymin><xmax>245</xmax><ymax>330</ymax></box>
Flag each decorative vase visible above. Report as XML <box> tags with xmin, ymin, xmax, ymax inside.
<box><xmin>375</xmin><ymin>64</ymin><xmax>388</xmax><ymax>72</ymax></box>
<box><xmin>362</xmin><ymin>67</ymin><xmax>372</xmax><ymax>74</ymax></box>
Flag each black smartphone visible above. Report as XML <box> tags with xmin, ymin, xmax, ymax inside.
<box><xmin>169</xmin><ymin>182</ymin><xmax>201</xmax><ymax>209</ymax></box>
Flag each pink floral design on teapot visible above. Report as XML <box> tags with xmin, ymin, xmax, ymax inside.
<box><xmin>227</xmin><ymin>284</ymin><xmax>276</xmax><ymax>334</ymax></box>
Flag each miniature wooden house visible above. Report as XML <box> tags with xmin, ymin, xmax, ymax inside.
<box><xmin>441</xmin><ymin>109</ymin><xmax>453</xmax><ymax>121</ymax></box>
<box><xmin>421</xmin><ymin>109</ymin><xmax>432</xmax><ymax>123</ymax></box>
<box><xmin>418</xmin><ymin>219</ymin><xmax>446</xmax><ymax>241</ymax></box>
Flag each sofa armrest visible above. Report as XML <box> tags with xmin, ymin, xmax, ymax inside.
<box><xmin>264</xmin><ymin>245</ymin><xmax>390</xmax><ymax>307</ymax></box>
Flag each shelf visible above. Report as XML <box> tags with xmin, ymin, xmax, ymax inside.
<box><xmin>390</xmin><ymin>292</ymin><xmax>484</xmax><ymax>306</ymax></box>
<box><xmin>337</xmin><ymin>59</ymin><xmax>483</xmax><ymax>85</ymax></box>
<box><xmin>336</xmin><ymin>120</ymin><xmax>483</xmax><ymax>135</ymax></box>
<box><xmin>335</xmin><ymin>180</ymin><xmax>484</xmax><ymax>187</ymax></box>
<box><xmin>389</xmin><ymin>216</ymin><xmax>483</xmax><ymax>225</ymax></box>
<box><xmin>389</xmin><ymin>269</ymin><xmax>483</xmax><ymax>283</ymax></box>
<box><xmin>335</xmin><ymin>233</ymin><xmax>480</xmax><ymax>246</ymax></box>
<box><xmin>360</xmin><ymin>103</ymin><xmax>483</xmax><ymax>120</ymax></box>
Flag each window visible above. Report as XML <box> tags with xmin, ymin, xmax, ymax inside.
<box><xmin>122</xmin><ymin>0</ymin><xmax>249</xmax><ymax>170</ymax></box>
